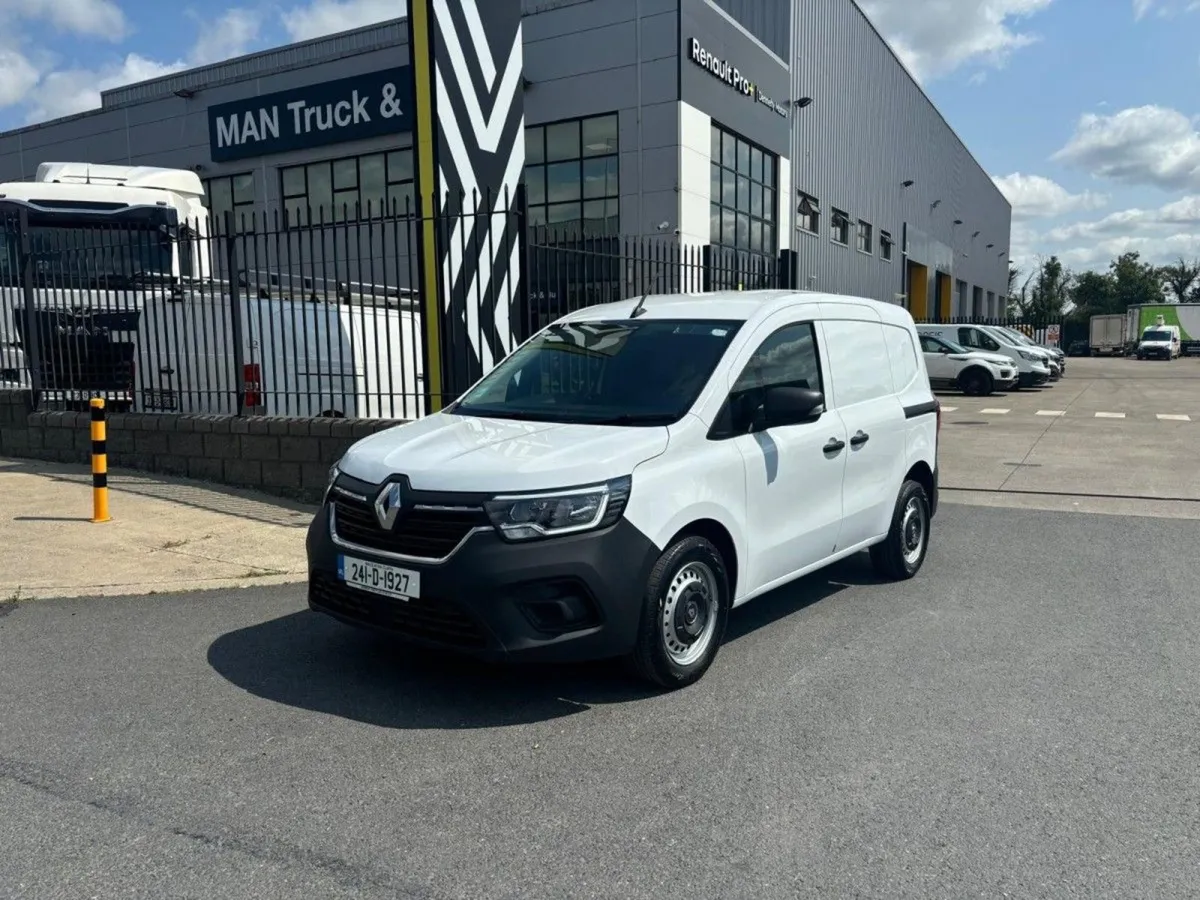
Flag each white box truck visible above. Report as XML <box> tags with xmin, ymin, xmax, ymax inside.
<box><xmin>0</xmin><ymin>162</ymin><xmax>425</xmax><ymax>419</ymax></box>
<box><xmin>1089</xmin><ymin>313</ymin><xmax>1127</xmax><ymax>355</ymax></box>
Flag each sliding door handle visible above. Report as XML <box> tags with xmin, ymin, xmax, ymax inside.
<box><xmin>823</xmin><ymin>438</ymin><xmax>846</xmax><ymax>453</ymax></box>
<box><xmin>850</xmin><ymin>431</ymin><xmax>870</xmax><ymax>447</ymax></box>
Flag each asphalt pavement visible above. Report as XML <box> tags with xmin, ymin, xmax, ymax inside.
<box><xmin>3</xmin><ymin>501</ymin><xmax>1199</xmax><ymax>899</ymax></box>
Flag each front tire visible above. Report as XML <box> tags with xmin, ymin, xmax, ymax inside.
<box><xmin>869</xmin><ymin>480</ymin><xmax>931</xmax><ymax>581</ymax></box>
<box><xmin>959</xmin><ymin>367</ymin><xmax>994</xmax><ymax>396</ymax></box>
<box><xmin>629</xmin><ymin>536</ymin><xmax>731</xmax><ymax>690</ymax></box>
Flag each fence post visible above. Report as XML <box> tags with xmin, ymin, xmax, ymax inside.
<box><xmin>17</xmin><ymin>205</ymin><xmax>42</xmax><ymax>402</ymax></box>
<box><xmin>223</xmin><ymin>218</ymin><xmax>247</xmax><ymax>416</ymax></box>
<box><xmin>90</xmin><ymin>397</ymin><xmax>110</xmax><ymax>523</ymax></box>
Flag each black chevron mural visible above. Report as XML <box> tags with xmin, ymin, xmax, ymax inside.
<box><xmin>409</xmin><ymin>0</ymin><xmax>525</xmax><ymax>407</ymax></box>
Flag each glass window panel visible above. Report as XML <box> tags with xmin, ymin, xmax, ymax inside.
<box><xmin>762</xmin><ymin>158</ymin><xmax>774</xmax><ymax>188</ymax></box>
<box><xmin>582</xmin><ymin>114</ymin><xmax>618</xmax><ymax>157</ymax></box>
<box><xmin>722</xmin><ymin>132</ymin><xmax>736</xmax><ymax>169</ymax></box>
<box><xmin>333</xmin><ymin>188</ymin><xmax>357</xmax><ymax>221</ymax></box>
<box><xmin>736</xmin><ymin>140</ymin><xmax>750</xmax><ymax>174</ymax></box>
<box><xmin>736</xmin><ymin>213</ymin><xmax>749</xmax><ymax>248</ymax></box>
<box><xmin>545</xmin><ymin>121</ymin><xmax>580</xmax><ymax>162</ymax></box>
<box><xmin>208</xmin><ymin>178</ymin><xmax>232</xmax><ymax>218</ymax></box>
<box><xmin>751</xmin><ymin>183</ymin><xmax>763</xmax><ymax>218</ymax></box>
<box><xmin>722</xmin><ymin>168</ymin><xmax>736</xmax><ymax>206</ymax></box>
<box><xmin>722</xmin><ymin>208</ymin><xmax>735</xmax><ymax>246</ymax></box>
<box><xmin>359</xmin><ymin>154</ymin><xmax>387</xmax><ymax>213</ymax></box>
<box><xmin>525</xmin><ymin>164</ymin><xmax>546</xmax><ymax>205</ymax></box>
<box><xmin>710</xmin><ymin>203</ymin><xmax>721</xmax><ymax>243</ymax></box>
<box><xmin>386</xmin><ymin>149</ymin><xmax>414</xmax><ymax>183</ymax></box>
<box><xmin>764</xmin><ymin>224</ymin><xmax>775</xmax><ymax>253</ymax></box>
<box><xmin>283</xmin><ymin>196</ymin><xmax>307</xmax><ymax>227</ymax></box>
<box><xmin>604</xmin><ymin>156</ymin><xmax>619</xmax><ymax>196</ymax></box>
<box><xmin>525</xmin><ymin>126</ymin><xmax>545</xmax><ymax>165</ymax></box>
<box><xmin>546</xmin><ymin>161</ymin><xmax>581</xmax><ymax>203</ymax></box>
<box><xmin>280</xmin><ymin>167</ymin><xmax>305</xmax><ymax>198</ymax></box>
<box><xmin>711</xmin><ymin>125</ymin><xmax>721</xmax><ymax>162</ymax></box>
<box><xmin>332</xmin><ymin>158</ymin><xmax>357</xmax><ymax>191</ymax></box>
<box><xmin>387</xmin><ymin>182</ymin><xmax>415</xmax><ymax>216</ymax></box>
<box><xmin>751</xmin><ymin>147</ymin><xmax>763</xmax><ymax>183</ymax></box>
<box><xmin>764</xmin><ymin>188</ymin><xmax>775</xmax><ymax>222</ymax></box>
<box><xmin>710</xmin><ymin>163</ymin><xmax>721</xmax><ymax>203</ymax></box>
<box><xmin>232</xmin><ymin>173</ymin><xmax>254</xmax><ymax>204</ymax></box>
<box><xmin>547</xmin><ymin>201</ymin><xmax>581</xmax><ymax>224</ymax></box>
<box><xmin>582</xmin><ymin>158</ymin><xmax>609</xmax><ymax>199</ymax></box>
<box><xmin>527</xmin><ymin>205</ymin><xmax>547</xmax><ymax>227</ymax></box>
<box><xmin>751</xmin><ymin>220</ymin><xmax>763</xmax><ymax>253</ymax></box>
<box><xmin>736</xmin><ymin>175</ymin><xmax>750</xmax><ymax>212</ymax></box>
<box><xmin>306</xmin><ymin>164</ymin><xmax>333</xmax><ymax>223</ymax></box>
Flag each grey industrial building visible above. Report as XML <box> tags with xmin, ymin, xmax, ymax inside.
<box><xmin>0</xmin><ymin>0</ymin><xmax>1012</xmax><ymax>319</ymax></box>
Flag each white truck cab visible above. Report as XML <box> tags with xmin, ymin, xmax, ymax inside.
<box><xmin>917</xmin><ymin>323</ymin><xmax>1051</xmax><ymax>388</ymax></box>
<box><xmin>1136</xmin><ymin>317</ymin><xmax>1181</xmax><ymax>360</ymax></box>
<box><xmin>308</xmin><ymin>290</ymin><xmax>943</xmax><ymax>689</ymax></box>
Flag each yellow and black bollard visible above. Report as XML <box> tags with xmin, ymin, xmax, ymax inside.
<box><xmin>90</xmin><ymin>397</ymin><xmax>110</xmax><ymax>523</ymax></box>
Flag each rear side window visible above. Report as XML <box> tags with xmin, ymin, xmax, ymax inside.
<box><xmin>958</xmin><ymin>327</ymin><xmax>999</xmax><ymax>352</ymax></box>
<box><xmin>821</xmin><ymin>319</ymin><xmax>892</xmax><ymax>407</ymax></box>
<box><xmin>883</xmin><ymin>324</ymin><xmax>919</xmax><ymax>392</ymax></box>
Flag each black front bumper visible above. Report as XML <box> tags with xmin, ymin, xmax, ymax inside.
<box><xmin>1018</xmin><ymin>371</ymin><xmax>1051</xmax><ymax>387</ymax></box>
<box><xmin>306</xmin><ymin>505</ymin><xmax>660</xmax><ymax>664</ymax></box>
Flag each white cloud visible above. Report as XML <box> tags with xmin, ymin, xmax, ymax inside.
<box><xmin>992</xmin><ymin>173</ymin><xmax>1109</xmax><ymax>220</ymax></box>
<box><xmin>0</xmin><ymin>48</ymin><xmax>43</xmax><ymax>108</ymax></box>
<box><xmin>1053</xmin><ymin>105</ymin><xmax>1200</xmax><ymax>191</ymax></box>
<box><xmin>21</xmin><ymin>7</ymin><xmax>265</xmax><ymax>123</ymax></box>
<box><xmin>1133</xmin><ymin>0</ymin><xmax>1200</xmax><ymax>20</ymax></box>
<box><xmin>280</xmin><ymin>0</ymin><xmax>405</xmax><ymax>42</ymax></box>
<box><xmin>2</xmin><ymin>0</ymin><xmax>128</xmax><ymax>40</ymax></box>
<box><xmin>856</xmin><ymin>0</ymin><xmax>1054</xmax><ymax>82</ymax></box>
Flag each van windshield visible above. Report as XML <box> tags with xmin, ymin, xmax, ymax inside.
<box><xmin>1143</xmin><ymin>330</ymin><xmax>1172</xmax><ymax>342</ymax></box>
<box><xmin>449</xmin><ymin>318</ymin><xmax>744</xmax><ymax>426</ymax></box>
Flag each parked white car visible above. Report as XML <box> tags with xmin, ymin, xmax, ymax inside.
<box><xmin>918</xmin><ymin>333</ymin><xmax>1018</xmax><ymax>395</ymax></box>
<box><xmin>1136</xmin><ymin>325</ymin><xmax>1181</xmax><ymax>360</ymax></box>
<box><xmin>990</xmin><ymin>325</ymin><xmax>1067</xmax><ymax>377</ymax></box>
<box><xmin>308</xmin><ymin>289</ymin><xmax>942</xmax><ymax>689</ymax></box>
<box><xmin>917</xmin><ymin>323</ymin><xmax>1051</xmax><ymax>388</ymax></box>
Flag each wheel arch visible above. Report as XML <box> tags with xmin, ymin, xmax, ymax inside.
<box><xmin>905</xmin><ymin>460</ymin><xmax>936</xmax><ymax>515</ymax></box>
<box><xmin>665</xmin><ymin>517</ymin><xmax>740</xmax><ymax>600</ymax></box>
<box><xmin>956</xmin><ymin>363</ymin><xmax>993</xmax><ymax>386</ymax></box>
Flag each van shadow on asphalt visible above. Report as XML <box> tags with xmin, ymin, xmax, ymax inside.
<box><xmin>206</xmin><ymin>555</ymin><xmax>883</xmax><ymax>730</ymax></box>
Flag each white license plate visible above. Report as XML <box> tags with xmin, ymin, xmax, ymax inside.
<box><xmin>338</xmin><ymin>555</ymin><xmax>421</xmax><ymax>600</ymax></box>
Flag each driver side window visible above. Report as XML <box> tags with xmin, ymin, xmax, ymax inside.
<box><xmin>733</xmin><ymin>322</ymin><xmax>823</xmax><ymax>396</ymax></box>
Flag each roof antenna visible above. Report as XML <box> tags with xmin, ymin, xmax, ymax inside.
<box><xmin>630</xmin><ymin>292</ymin><xmax>649</xmax><ymax>319</ymax></box>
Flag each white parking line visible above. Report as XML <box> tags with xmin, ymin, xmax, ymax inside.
<box><xmin>1094</xmin><ymin>412</ymin><xmax>1126</xmax><ymax>419</ymax></box>
<box><xmin>980</xmin><ymin>408</ymin><xmax>1010</xmax><ymax>414</ymax></box>
<box><xmin>940</xmin><ymin>406</ymin><xmax>958</xmax><ymax>413</ymax></box>
<box><xmin>1157</xmin><ymin>413</ymin><xmax>1192</xmax><ymax>421</ymax></box>
<box><xmin>1036</xmin><ymin>410</ymin><xmax>1065</xmax><ymax>417</ymax></box>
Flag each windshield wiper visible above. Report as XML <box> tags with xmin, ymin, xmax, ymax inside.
<box><xmin>588</xmin><ymin>413</ymin><xmax>677</xmax><ymax>426</ymax></box>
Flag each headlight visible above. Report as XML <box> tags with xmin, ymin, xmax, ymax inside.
<box><xmin>484</xmin><ymin>476</ymin><xmax>632</xmax><ymax>541</ymax></box>
<box><xmin>326</xmin><ymin>461</ymin><xmax>341</xmax><ymax>497</ymax></box>
<box><xmin>1018</xmin><ymin>349</ymin><xmax>1038</xmax><ymax>361</ymax></box>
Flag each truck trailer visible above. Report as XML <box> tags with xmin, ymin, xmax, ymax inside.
<box><xmin>1089</xmin><ymin>313</ymin><xmax>1127</xmax><ymax>355</ymax></box>
<box><xmin>1124</xmin><ymin>304</ymin><xmax>1200</xmax><ymax>356</ymax></box>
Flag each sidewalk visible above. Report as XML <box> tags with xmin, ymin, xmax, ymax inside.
<box><xmin>0</xmin><ymin>457</ymin><xmax>315</xmax><ymax>601</ymax></box>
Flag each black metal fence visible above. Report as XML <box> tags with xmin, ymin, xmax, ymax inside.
<box><xmin>0</xmin><ymin>192</ymin><xmax>1075</xmax><ymax>420</ymax></box>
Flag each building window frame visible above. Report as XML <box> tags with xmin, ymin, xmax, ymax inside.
<box><xmin>203</xmin><ymin>172</ymin><xmax>256</xmax><ymax>233</ymax></box>
<box><xmin>797</xmin><ymin>191</ymin><xmax>820</xmax><ymax>235</ymax></box>
<box><xmin>830</xmin><ymin>208</ymin><xmax>850</xmax><ymax>246</ymax></box>
<box><xmin>279</xmin><ymin>148</ymin><xmax>415</xmax><ymax>228</ymax></box>
<box><xmin>708</xmin><ymin>121</ymin><xmax>778</xmax><ymax>286</ymax></box>
<box><xmin>524</xmin><ymin>111</ymin><xmax>620</xmax><ymax>239</ymax></box>
<box><xmin>880</xmin><ymin>230</ymin><xmax>894</xmax><ymax>262</ymax></box>
<box><xmin>856</xmin><ymin>219</ymin><xmax>873</xmax><ymax>255</ymax></box>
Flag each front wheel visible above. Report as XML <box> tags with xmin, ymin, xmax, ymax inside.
<box><xmin>869</xmin><ymin>480</ymin><xmax>931</xmax><ymax>581</ymax></box>
<box><xmin>629</xmin><ymin>535</ymin><xmax>731</xmax><ymax>690</ymax></box>
<box><xmin>959</xmin><ymin>367</ymin><xmax>994</xmax><ymax>396</ymax></box>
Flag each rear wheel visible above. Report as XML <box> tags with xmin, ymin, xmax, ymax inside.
<box><xmin>629</xmin><ymin>535</ymin><xmax>731</xmax><ymax>690</ymax></box>
<box><xmin>959</xmin><ymin>367</ymin><xmax>994</xmax><ymax>396</ymax></box>
<box><xmin>870</xmin><ymin>480</ymin><xmax>931</xmax><ymax>581</ymax></box>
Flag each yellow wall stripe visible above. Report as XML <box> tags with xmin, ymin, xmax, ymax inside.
<box><xmin>409</xmin><ymin>0</ymin><xmax>444</xmax><ymax>412</ymax></box>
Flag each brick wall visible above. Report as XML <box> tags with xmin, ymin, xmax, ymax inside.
<box><xmin>0</xmin><ymin>390</ymin><xmax>401</xmax><ymax>503</ymax></box>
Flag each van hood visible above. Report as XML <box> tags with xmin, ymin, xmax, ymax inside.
<box><xmin>337</xmin><ymin>412</ymin><xmax>671</xmax><ymax>492</ymax></box>
<box><xmin>950</xmin><ymin>350</ymin><xmax>1011</xmax><ymax>366</ymax></box>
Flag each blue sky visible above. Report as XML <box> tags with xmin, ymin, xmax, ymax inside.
<box><xmin>0</xmin><ymin>0</ymin><xmax>1196</xmax><ymax>276</ymax></box>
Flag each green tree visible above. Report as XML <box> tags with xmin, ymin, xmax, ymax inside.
<box><xmin>1159</xmin><ymin>257</ymin><xmax>1200</xmax><ymax>304</ymax></box>
<box><xmin>1070</xmin><ymin>269</ymin><xmax>1116</xmax><ymax>319</ymax></box>
<box><xmin>1109</xmin><ymin>251</ymin><xmax>1164</xmax><ymax>309</ymax></box>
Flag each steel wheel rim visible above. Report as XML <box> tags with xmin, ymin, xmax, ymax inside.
<box><xmin>660</xmin><ymin>561</ymin><xmax>720</xmax><ymax>667</ymax></box>
<box><xmin>901</xmin><ymin>496</ymin><xmax>926</xmax><ymax>566</ymax></box>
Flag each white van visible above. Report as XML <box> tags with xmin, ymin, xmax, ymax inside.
<box><xmin>917</xmin><ymin>323</ymin><xmax>1051</xmax><ymax>388</ymax></box>
<box><xmin>1136</xmin><ymin>324</ymin><xmax>1181</xmax><ymax>360</ymax></box>
<box><xmin>307</xmin><ymin>289</ymin><xmax>942</xmax><ymax>689</ymax></box>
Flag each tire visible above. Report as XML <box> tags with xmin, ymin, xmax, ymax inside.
<box><xmin>869</xmin><ymin>480</ymin><xmax>932</xmax><ymax>581</ymax></box>
<box><xmin>629</xmin><ymin>535</ymin><xmax>731</xmax><ymax>690</ymax></box>
<box><xmin>959</xmin><ymin>367</ymin><xmax>994</xmax><ymax>396</ymax></box>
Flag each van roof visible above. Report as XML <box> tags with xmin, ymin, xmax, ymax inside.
<box><xmin>561</xmin><ymin>289</ymin><xmax>915</xmax><ymax>327</ymax></box>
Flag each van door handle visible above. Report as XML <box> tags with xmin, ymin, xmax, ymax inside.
<box><xmin>850</xmin><ymin>431</ymin><xmax>870</xmax><ymax>447</ymax></box>
<box><xmin>823</xmin><ymin>437</ymin><xmax>846</xmax><ymax>453</ymax></box>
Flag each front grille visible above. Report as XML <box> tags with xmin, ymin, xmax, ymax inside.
<box><xmin>310</xmin><ymin>573</ymin><xmax>490</xmax><ymax>649</ymax></box>
<box><xmin>332</xmin><ymin>495</ymin><xmax>489</xmax><ymax>559</ymax></box>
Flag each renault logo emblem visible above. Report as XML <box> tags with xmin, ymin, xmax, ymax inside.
<box><xmin>374</xmin><ymin>482</ymin><xmax>404</xmax><ymax>529</ymax></box>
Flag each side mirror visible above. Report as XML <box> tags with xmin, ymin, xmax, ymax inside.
<box><xmin>759</xmin><ymin>386</ymin><xmax>824</xmax><ymax>429</ymax></box>
<box><xmin>939</xmin><ymin>346</ymin><xmax>951</xmax><ymax>353</ymax></box>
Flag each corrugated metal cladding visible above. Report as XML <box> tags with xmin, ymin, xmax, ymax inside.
<box><xmin>707</xmin><ymin>0</ymin><xmax>790</xmax><ymax>59</ymax></box>
<box><xmin>788</xmin><ymin>0</ymin><xmax>1011</xmax><ymax>307</ymax></box>
<box><xmin>102</xmin><ymin>19</ymin><xmax>408</xmax><ymax>109</ymax></box>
